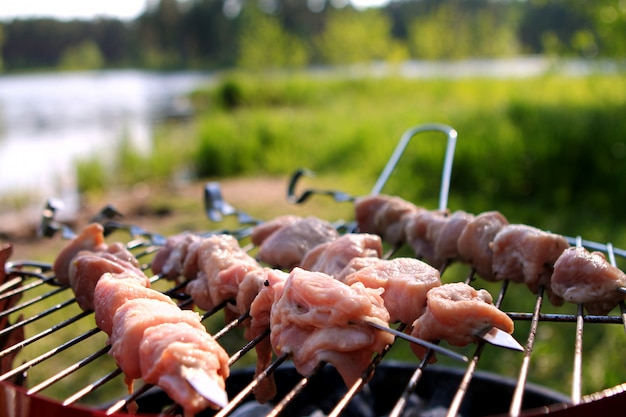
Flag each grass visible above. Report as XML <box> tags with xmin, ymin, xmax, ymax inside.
<box><xmin>47</xmin><ymin>68</ymin><xmax>626</xmax><ymax>401</ymax></box>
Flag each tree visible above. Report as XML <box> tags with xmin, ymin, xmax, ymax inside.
<box><xmin>236</xmin><ymin>9</ymin><xmax>309</xmax><ymax>70</ymax></box>
<box><xmin>315</xmin><ymin>8</ymin><xmax>408</xmax><ymax>65</ymax></box>
<box><xmin>58</xmin><ymin>40</ymin><xmax>104</xmax><ymax>70</ymax></box>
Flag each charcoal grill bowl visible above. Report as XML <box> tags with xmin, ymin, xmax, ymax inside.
<box><xmin>129</xmin><ymin>362</ymin><xmax>571</xmax><ymax>417</ymax></box>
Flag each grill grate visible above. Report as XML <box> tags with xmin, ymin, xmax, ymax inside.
<box><xmin>1</xmin><ymin>124</ymin><xmax>625</xmax><ymax>417</ymax></box>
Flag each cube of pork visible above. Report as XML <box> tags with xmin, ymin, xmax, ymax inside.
<box><xmin>109</xmin><ymin>298</ymin><xmax>206</xmax><ymax>388</ymax></box>
<box><xmin>354</xmin><ymin>194</ymin><xmax>422</xmax><ymax>246</ymax></box>
<box><xmin>151</xmin><ymin>231</ymin><xmax>204</xmax><ymax>280</ymax></box>
<box><xmin>410</xmin><ymin>283</ymin><xmax>514</xmax><ymax>361</ymax></box>
<box><xmin>68</xmin><ymin>243</ymin><xmax>148</xmax><ymax>311</ymax></box>
<box><xmin>270</xmin><ymin>268</ymin><xmax>394</xmax><ymax>391</ymax></box>
<box><xmin>457</xmin><ymin>211</ymin><xmax>509</xmax><ymax>281</ymax></box>
<box><xmin>551</xmin><ymin>246</ymin><xmax>626</xmax><ymax>315</ymax></box>
<box><xmin>254</xmin><ymin>216</ymin><xmax>339</xmax><ymax>269</ymax></box>
<box><xmin>139</xmin><ymin>322</ymin><xmax>230</xmax><ymax>414</ymax></box>
<box><xmin>338</xmin><ymin>257</ymin><xmax>441</xmax><ymax>325</ymax></box>
<box><xmin>491</xmin><ymin>224</ymin><xmax>570</xmax><ymax>306</ymax></box>
<box><xmin>299</xmin><ymin>233</ymin><xmax>383</xmax><ymax>276</ymax></box>
<box><xmin>405</xmin><ymin>209</ymin><xmax>450</xmax><ymax>269</ymax></box>
<box><xmin>433</xmin><ymin>210</ymin><xmax>475</xmax><ymax>267</ymax></box>
<box><xmin>185</xmin><ymin>234</ymin><xmax>261</xmax><ymax>313</ymax></box>
<box><xmin>94</xmin><ymin>272</ymin><xmax>176</xmax><ymax>335</ymax></box>
<box><xmin>52</xmin><ymin>223</ymin><xmax>107</xmax><ymax>285</ymax></box>
<box><xmin>250</xmin><ymin>215</ymin><xmax>302</xmax><ymax>246</ymax></box>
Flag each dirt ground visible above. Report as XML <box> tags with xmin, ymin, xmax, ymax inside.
<box><xmin>1</xmin><ymin>176</ymin><xmax>296</xmax><ymax>261</ymax></box>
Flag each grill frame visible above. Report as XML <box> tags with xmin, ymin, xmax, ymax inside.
<box><xmin>1</xmin><ymin>123</ymin><xmax>625</xmax><ymax>416</ymax></box>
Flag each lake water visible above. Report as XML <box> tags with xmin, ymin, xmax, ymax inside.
<box><xmin>0</xmin><ymin>69</ymin><xmax>215</xmax><ymax>217</ymax></box>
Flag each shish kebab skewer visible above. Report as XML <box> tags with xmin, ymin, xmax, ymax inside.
<box><xmin>204</xmin><ymin>181</ymin><xmax>524</xmax><ymax>352</ymax></box>
<box><xmin>51</xmin><ymin>223</ymin><xmax>230</xmax><ymax>413</ymax></box>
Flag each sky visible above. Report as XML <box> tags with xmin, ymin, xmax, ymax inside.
<box><xmin>0</xmin><ymin>0</ymin><xmax>390</xmax><ymax>21</ymax></box>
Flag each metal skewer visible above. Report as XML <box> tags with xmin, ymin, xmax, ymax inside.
<box><xmin>363</xmin><ymin>319</ymin><xmax>468</xmax><ymax>362</ymax></box>
<box><xmin>181</xmin><ymin>366</ymin><xmax>229</xmax><ymax>409</ymax></box>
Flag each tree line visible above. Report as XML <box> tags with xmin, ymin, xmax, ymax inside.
<box><xmin>0</xmin><ymin>0</ymin><xmax>624</xmax><ymax>73</ymax></box>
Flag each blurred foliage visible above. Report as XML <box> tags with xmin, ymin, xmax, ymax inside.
<box><xmin>58</xmin><ymin>40</ymin><xmax>104</xmax><ymax>71</ymax></box>
<box><xmin>2</xmin><ymin>0</ymin><xmax>626</xmax><ymax>72</ymax></box>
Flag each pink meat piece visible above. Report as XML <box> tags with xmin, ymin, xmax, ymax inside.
<box><xmin>270</xmin><ymin>268</ymin><xmax>394</xmax><ymax>391</ymax></box>
<box><xmin>405</xmin><ymin>209</ymin><xmax>450</xmax><ymax>268</ymax></box>
<box><xmin>109</xmin><ymin>298</ymin><xmax>205</xmax><ymax>388</ymax></box>
<box><xmin>139</xmin><ymin>322</ymin><xmax>230</xmax><ymax>415</ymax></box>
<box><xmin>354</xmin><ymin>194</ymin><xmax>422</xmax><ymax>246</ymax></box>
<box><xmin>410</xmin><ymin>283</ymin><xmax>514</xmax><ymax>361</ymax></box>
<box><xmin>339</xmin><ymin>257</ymin><xmax>441</xmax><ymax>325</ymax></box>
<box><xmin>551</xmin><ymin>247</ymin><xmax>626</xmax><ymax>315</ymax></box>
<box><xmin>299</xmin><ymin>233</ymin><xmax>382</xmax><ymax>276</ymax></box>
<box><xmin>69</xmin><ymin>243</ymin><xmax>148</xmax><ymax>311</ymax></box>
<box><xmin>185</xmin><ymin>234</ymin><xmax>261</xmax><ymax>313</ymax></box>
<box><xmin>433</xmin><ymin>210</ymin><xmax>475</xmax><ymax>266</ymax></box>
<box><xmin>250</xmin><ymin>215</ymin><xmax>302</xmax><ymax>246</ymax></box>
<box><xmin>236</xmin><ymin>267</ymin><xmax>289</xmax><ymax>317</ymax></box>
<box><xmin>491</xmin><ymin>224</ymin><xmax>570</xmax><ymax>305</ymax></box>
<box><xmin>246</xmin><ymin>268</ymin><xmax>289</xmax><ymax>403</ymax></box>
<box><xmin>53</xmin><ymin>223</ymin><xmax>107</xmax><ymax>285</ymax></box>
<box><xmin>457</xmin><ymin>211</ymin><xmax>509</xmax><ymax>281</ymax></box>
<box><xmin>255</xmin><ymin>216</ymin><xmax>339</xmax><ymax>269</ymax></box>
<box><xmin>151</xmin><ymin>232</ymin><xmax>204</xmax><ymax>280</ymax></box>
<box><xmin>93</xmin><ymin>272</ymin><xmax>176</xmax><ymax>335</ymax></box>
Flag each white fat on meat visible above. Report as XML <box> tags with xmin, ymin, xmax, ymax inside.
<box><xmin>139</xmin><ymin>322</ymin><xmax>230</xmax><ymax>415</ymax></box>
<box><xmin>185</xmin><ymin>234</ymin><xmax>261</xmax><ymax>314</ymax></box>
<box><xmin>354</xmin><ymin>194</ymin><xmax>422</xmax><ymax>245</ymax></box>
<box><xmin>551</xmin><ymin>246</ymin><xmax>626</xmax><ymax>315</ymax></box>
<box><xmin>338</xmin><ymin>257</ymin><xmax>441</xmax><ymax>325</ymax></box>
<box><xmin>108</xmin><ymin>298</ymin><xmax>206</xmax><ymax>388</ymax></box>
<box><xmin>299</xmin><ymin>233</ymin><xmax>383</xmax><ymax>276</ymax></box>
<box><xmin>254</xmin><ymin>216</ymin><xmax>339</xmax><ymax>269</ymax></box>
<box><xmin>491</xmin><ymin>224</ymin><xmax>570</xmax><ymax>305</ymax></box>
<box><xmin>52</xmin><ymin>223</ymin><xmax>107</xmax><ymax>285</ymax></box>
<box><xmin>151</xmin><ymin>232</ymin><xmax>204</xmax><ymax>280</ymax></box>
<box><xmin>270</xmin><ymin>268</ymin><xmax>394</xmax><ymax>390</ymax></box>
<box><xmin>410</xmin><ymin>283</ymin><xmax>514</xmax><ymax>361</ymax></box>
<box><xmin>457</xmin><ymin>211</ymin><xmax>509</xmax><ymax>281</ymax></box>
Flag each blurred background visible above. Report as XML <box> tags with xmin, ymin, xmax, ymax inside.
<box><xmin>1</xmin><ymin>0</ymin><xmax>626</xmax><ymax>403</ymax></box>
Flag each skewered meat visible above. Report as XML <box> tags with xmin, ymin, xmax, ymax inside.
<box><xmin>235</xmin><ymin>267</ymin><xmax>289</xmax><ymax>318</ymax></box>
<box><xmin>457</xmin><ymin>211</ymin><xmax>509</xmax><ymax>281</ymax></box>
<box><xmin>94</xmin><ymin>272</ymin><xmax>176</xmax><ymax>335</ymax></box>
<box><xmin>69</xmin><ymin>243</ymin><xmax>149</xmax><ymax>311</ymax></box>
<box><xmin>551</xmin><ymin>246</ymin><xmax>626</xmax><ymax>315</ymax></box>
<box><xmin>338</xmin><ymin>257</ymin><xmax>441</xmax><ymax>324</ymax></box>
<box><xmin>433</xmin><ymin>210</ymin><xmax>475</xmax><ymax>267</ymax></box>
<box><xmin>250</xmin><ymin>215</ymin><xmax>302</xmax><ymax>246</ymax></box>
<box><xmin>491</xmin><ymin>224</ymin><xmax>570</xmax><ymax>306</ymax></box>
<box><xmin>355</xmin><ymin>194</ymin><xmax>422</xmax><ymax>245</ymax></box>
<box><xmin>270</xmin><ymin>268</ymin><xmax>394</xmax><ymax>391</ymax></box>
<box><xmin>254</xmin><ymin>216</ymin><xmax>339</xmax><ymax>269</ymax></box>
<box><xmin>246</xmin><ymin>268</ymin><xmax>289</xmax><ymax>403</ymax></box>
<box><xmin>151</xmin><ymin>231</ymin><xmax>204</xmax><ymax>280</ymax></box>
<box><xmin>52</xmin><ymin>223</ymin><xmax>107</xmax><ymax>285</ymax></box>
<box><xmin>139</xmin><ymin>322</ymin><xmax>230</xmax><ymax>416</ymax></box>
<box><xmin>299</xmin><ymin>233</ymin><xmax>383</xmax><ymax>276</ymax></box>
<box><xmin>410</xmin><ymin>283</ymin><xmax>514</xmax><ymax>361</ymax></box>
<box><xmin>185</xmin><ymin>234</ymin><xmax>261</xmax><ymax>314</ymax></box>
<box><xmin>405</xmin><ymin>209</ymin><xmax>449</xmax><ymax>268</ymax></box>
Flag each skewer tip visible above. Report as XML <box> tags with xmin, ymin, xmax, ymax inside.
<box><xmin>182</xmin><ymin>366</ymin><xmax>229</xmax><ymax>409</ymax></box>
<box><xmin>475</xmin><ymin>326</ymin><xmax>525</xmax><ymax>352</ymax></box>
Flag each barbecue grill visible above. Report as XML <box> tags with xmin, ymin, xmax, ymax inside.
<box><xmin>1</xmin><ymin>123</ymin><xmax>625</xmax><ymax>417</ymax></box>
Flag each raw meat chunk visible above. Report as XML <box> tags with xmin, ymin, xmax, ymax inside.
<box><xmin>410</xmin><ymin>283</ymin><xmax>514</xmax><ymax>361</ymax></box>
<box><xmin>457</xmin><ymin>211</ymin><xmax>509</xmax><ymax>281</ymax></box>
<box><xmin>270</xmin><ymin>268</ymin><xmax>394</xmax><ymax>391</ymax></box>
<box><xmin>551</xmin><ymin>246</ymin><xmax>626</xmax><ymax>314</ymax></box>
<box><xmin>339</xmin><ymin>257</ymin><xmax>441</xmax><ymax>324</ymax></box>
<box><xmin>53</xmin><ymin>223</ymin><xmax>107</xmax><ymax>285</ymax></box>
<box><xmin>354</xmin><ymin>194</ymin><xmax>422</xmax><ymax>245</ymax></box>
<box><xmin>299</xmin><ymin>233</ymin><xmax>382</xmax><ymax>276</ymax></box>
